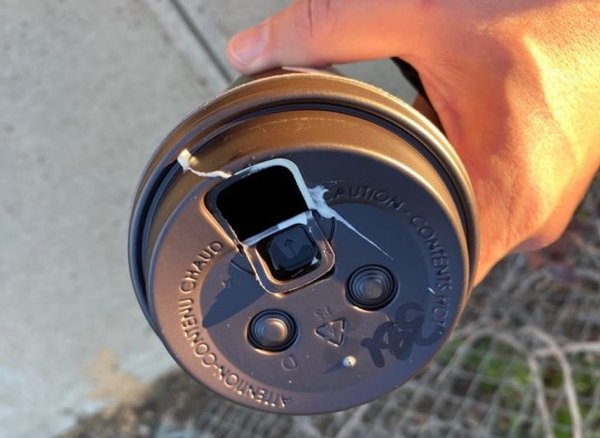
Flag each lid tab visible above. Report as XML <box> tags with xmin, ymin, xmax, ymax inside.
<box><xmin>206</xmin><ymin>159</ymin><xmax>335</xmax><ymax>293</ymax></box>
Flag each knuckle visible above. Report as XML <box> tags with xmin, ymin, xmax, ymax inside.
<box><xmin>521</xmin><ymin>225</ymin><xmax>565</xmax><ymax>252</ymax></box>
<box><xmin>293</xmin><ymin>0</ymin><xmax>336</xmax><ymax>40</ymax></box>
<box><xmin>529</xmin><ymin>210</ymin><xmax>570</xmax><ymax>251</ymax></box>
<box><xmin>515</xmin><ymin>189</ymin><xmax>560</xmax><ymax>250</ymax></box>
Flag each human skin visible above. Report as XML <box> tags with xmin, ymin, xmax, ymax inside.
<box><xmin>226</xmin><ymin>0</ymin><xmax>600</xmax><ymax>285</ymax></box>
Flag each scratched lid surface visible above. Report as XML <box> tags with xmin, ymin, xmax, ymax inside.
<box><xmin>129</xmin><ymin>71</ymin><xmax>478</xmax><ymax>414</ymax></box>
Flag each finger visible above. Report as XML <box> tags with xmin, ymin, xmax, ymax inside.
<box><xmin>227</xmin><ymin>0</ymin><xmax>435</xmax><ymax>74</ymax></box>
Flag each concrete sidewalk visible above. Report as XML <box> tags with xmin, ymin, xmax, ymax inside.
<box><xmin>0</xmin><ymin>1</ymin><xmax>219</xmax><ymax>436</ymax></box>
<box><xmin>0</xmin><ymin>1</ymin><xmax>413</xmax><ymax>436</ymax></box>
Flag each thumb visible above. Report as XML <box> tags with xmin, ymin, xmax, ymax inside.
<box><xmin>227</xmin><ymin>0</ymin><xmax>434</xmax><ymax>74</ymax></box>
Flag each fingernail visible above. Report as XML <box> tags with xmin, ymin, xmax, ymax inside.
<box><xmin>229</xmin><ymin>22</ymin><xmax>268</xmax><ymax>66</ymax></box>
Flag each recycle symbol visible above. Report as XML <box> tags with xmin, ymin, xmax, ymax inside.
<box><xmin>315</xmin><ymin>318</ymin><xmax>346</xmax><ymax>346</ymax></box>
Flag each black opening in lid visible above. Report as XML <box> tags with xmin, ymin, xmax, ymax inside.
<box><xmin>215</xmin><ymin>166</ymin><xmax>308</xmax><ymax>241</ymax></box>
